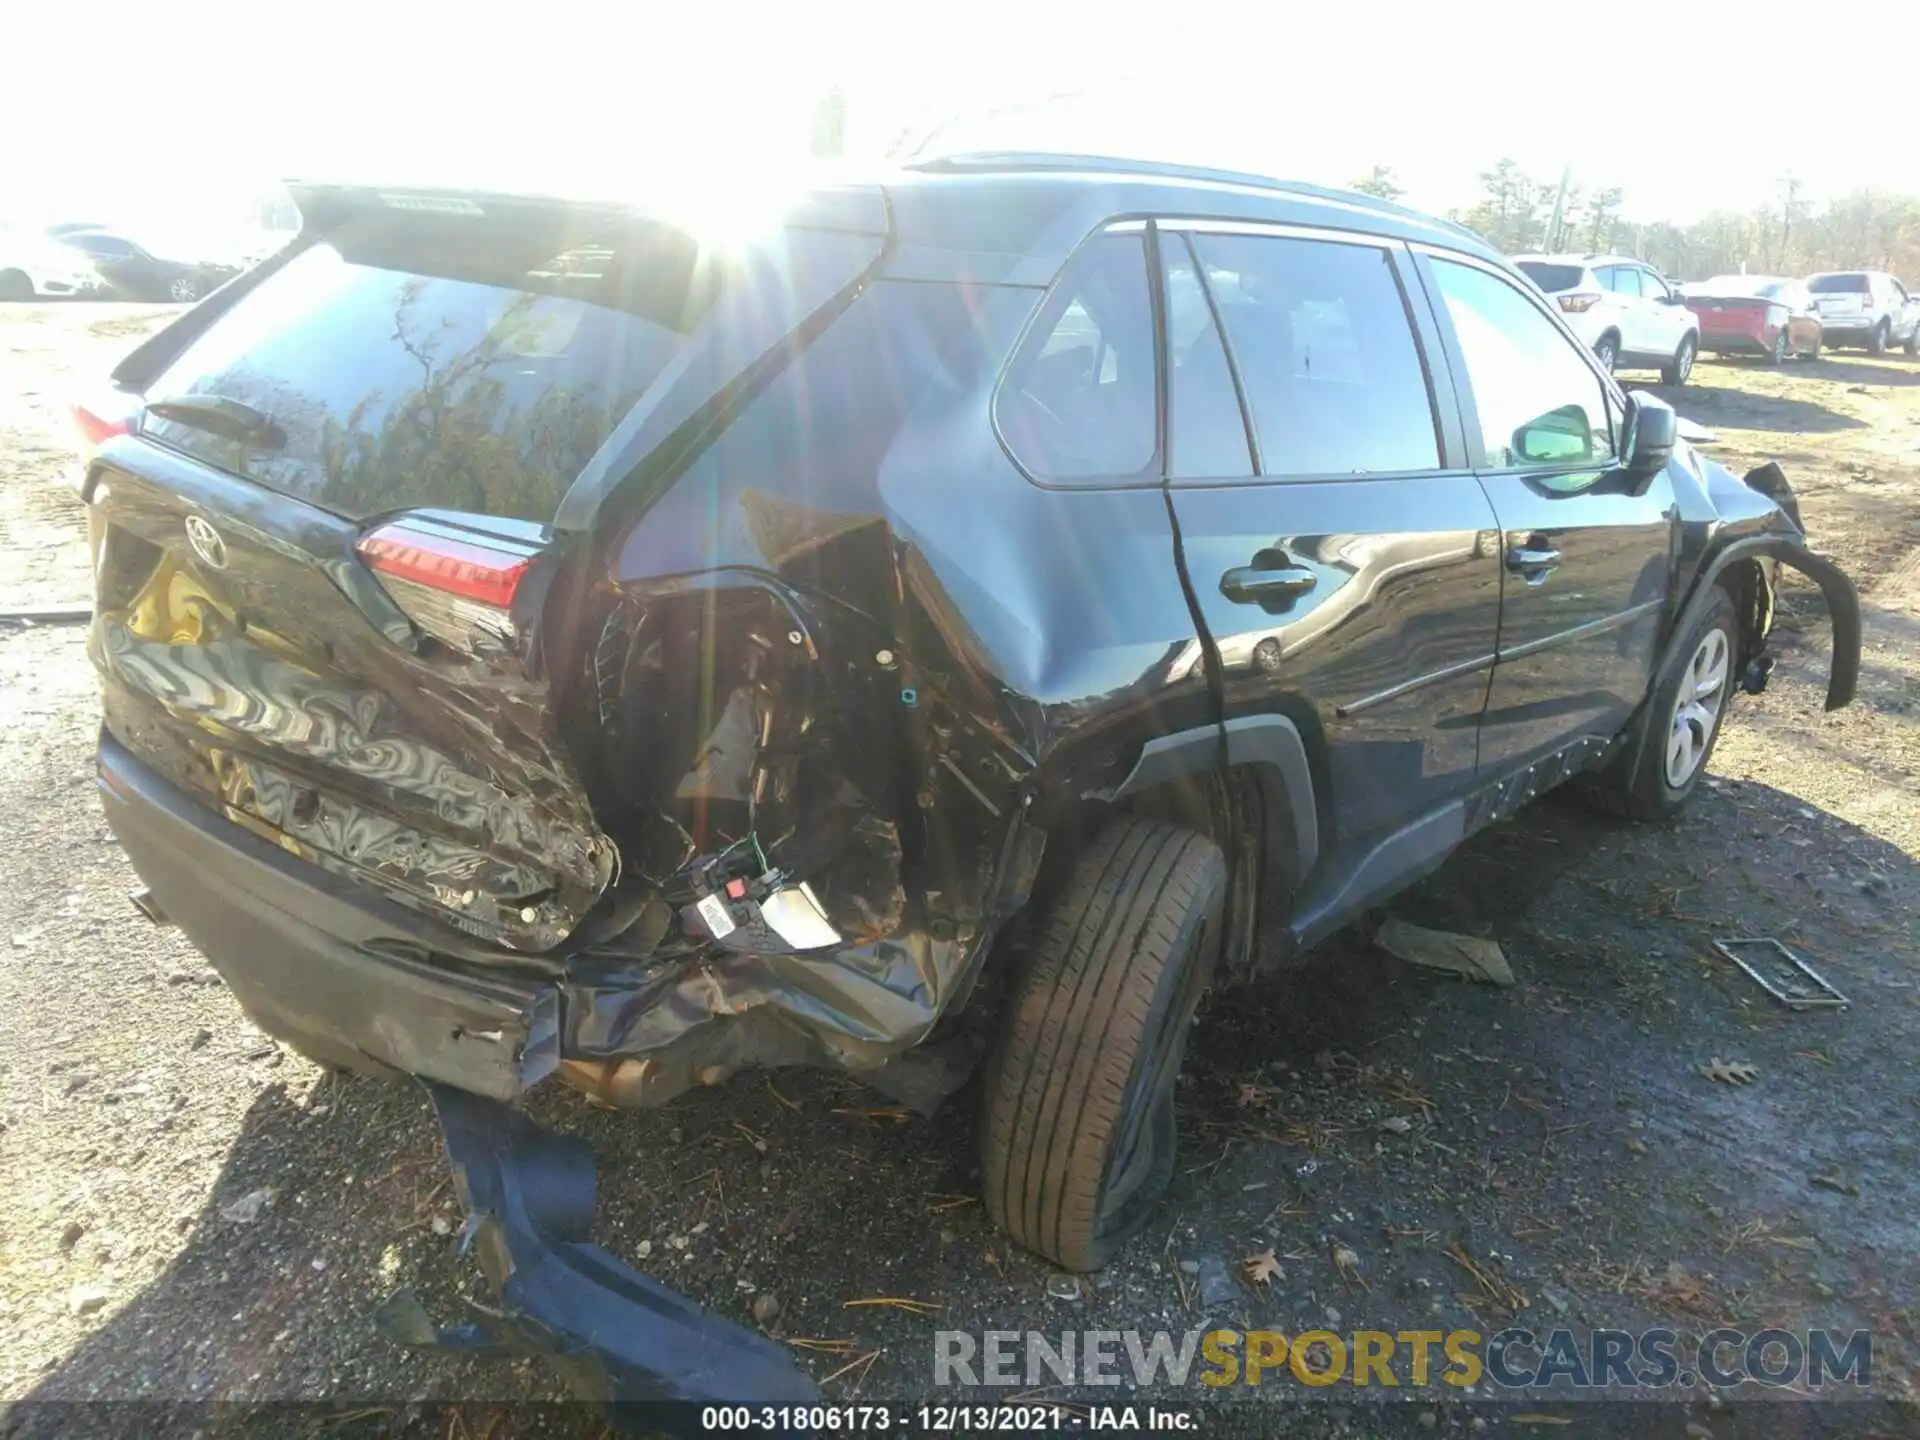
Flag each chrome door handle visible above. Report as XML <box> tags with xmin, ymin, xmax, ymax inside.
<box><xmin>1505</xmin><ymin>544</ymin><xmax>1562</xmax><ymax>585</ymax></box>
<box><xmin>1220</xmin><ymin>564</ymin><xmax>1318</xmax><ymax>606</ymax></box>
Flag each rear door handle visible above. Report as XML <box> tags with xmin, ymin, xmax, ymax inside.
<box><xmin>1505</xmin><ymin>543</ymin><xmax>1562</xmax><ymax>584</ymax></box>
<box><xmin>1220</xmin><ymin>564</ymin><xmax>1318</xmax><ymax>606</ymax></box>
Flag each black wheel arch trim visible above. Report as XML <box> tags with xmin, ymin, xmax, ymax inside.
<box><xmin>1678</xmin><ymin>536</ymin><xmax>1858</xmax><ymax>712</ymax></box>
<box><xmin>1106</xmin><ymin>713</ymin><xmax>1321</xmax><ymax>885</ymax></box>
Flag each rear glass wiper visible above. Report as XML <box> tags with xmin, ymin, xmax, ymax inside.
<box><xmin>145</xmin><ymin>394</ymin><xmax>287</xmax><ymax>450</ymax></box>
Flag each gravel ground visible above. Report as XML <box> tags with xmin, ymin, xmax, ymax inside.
<box><xmin>2</xmin><ymin>307</ymin><xmax>1918</xmax><ymax>1438</ymax></box>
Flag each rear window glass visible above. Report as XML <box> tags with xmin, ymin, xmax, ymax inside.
<box><xmin>141</xmin><ymin>208</ymin><xmax>719</xmax><ymax>522</ymax></box>
<box><xmin>995</xmin><ymin>233</ymin><xmax>1158</xmax><ymax>483</ymax></box>
<box><xmin>1516</xmin><ymin>262</ymin><xmax>1583</xmax><ymax>293</ymax></box>
<box><xmin>1808</xmin><ymin>274</ymin><xmax>1869</xmax><ymax>294</ymax></box>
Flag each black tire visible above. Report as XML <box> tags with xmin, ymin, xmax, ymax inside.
<box><xmin>1801</xmin><ymin>333</ymin><xmax>1822</xmax><ymax>361</ymax></box>
<box><xmin>1766</xmin><ymin>328</ymin><xmax>1789</xmax><ymax>366</ymax></box>
<box><xmin>166</xmin><ymin>276</ymin><xmax>201</xmax><ymax>303</ymax></box>
<box><xmin>1905</xmin><ymin>324</ymin><xmax>1919</xmax><ymax>357</ymax></box>
<box><xmin>1661</xmin><ymin>333</ymin><xmax>1697</xmax><ymax>385</ymax></box>
<box><xmin>0</xmin><ymin>269</ymin><xmax>32</xmax><ymax>303</ymax></box>
<box><xmin>1579</xmin><ymin>587</ymin><xmax>1738</xmax><ymax>821</ymax></box>
<box><xmin>981</xmin><ymin>819</ymin><xmax>1225</xmax><ymax>1272</ymax></box>
<box><xmin>1593</xmin><ymin>332</ymin><xmax>1620</xmax><ymax>374</ymax></box>
<box><xmin>1868</xmin><ymin>319</ymin><xmax>1890</xmax><ymax>356</ymax></box>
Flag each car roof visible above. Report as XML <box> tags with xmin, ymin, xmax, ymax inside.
<box><xmin>1516</xmin><ymin>253</ymin><xmax>1646</xmax><ymax>267</ymax></box>
<box><xmin>288</xmin><ymin>153</ymin><xmax>1506</xmax><ymax>289</ymax></box>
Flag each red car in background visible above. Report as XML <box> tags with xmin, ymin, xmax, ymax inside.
<box><xmin>1681</xmin><ymin>275</ymin><xmax>1823</xmax><ymax>363</ymax></box>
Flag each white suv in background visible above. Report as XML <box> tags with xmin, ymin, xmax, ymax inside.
<box><xmin>1804</xmin><ymin>272</ymin><xmax>1920</xmax><ymax>355</ymax></box>
<box><xmin>1513</xmin><ymin>253</ymin><xmax>1700</xmax><ymax>384</ymax></box>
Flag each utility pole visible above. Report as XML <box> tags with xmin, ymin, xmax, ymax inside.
<box><xmin>1545</xmin><ymin>165</ymin><xmax>1573</xmax><ymax>251</ymax></box>
<box><xmin>1777</xmin><ymin>173</ymin><xmax>1802</xmax><ymax>271</ymax></box>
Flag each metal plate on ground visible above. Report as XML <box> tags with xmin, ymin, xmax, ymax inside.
<box><xmin>1712</xmin><ymin>936</ymin><xmax>1849</xmax><ymax>1010</ymax></box>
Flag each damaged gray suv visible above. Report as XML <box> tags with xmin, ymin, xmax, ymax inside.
<box><xmin>81</xmin><ymin>155</ymin><xmax>1860</xmax><ymax>1407</ymax></box>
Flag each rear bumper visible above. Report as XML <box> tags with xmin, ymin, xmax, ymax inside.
<box><xmin>98</xmin><ymin>729</ymin><xmax>561</xmax><ymax>1100</ymax></box>
<box><xmin>97</xmin><ymin>731</ymin><xmax>820</xmax><ymax>1412</ymax></box>
<box><xmin>1699</xmin><ymin>332</ymin><xmax>1771</xmax><ymax>355</ymax></box>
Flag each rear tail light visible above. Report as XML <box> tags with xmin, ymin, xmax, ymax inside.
<box><xmin>71</xmin><ymin>391</ymin><xmax>139</xmax><ymax>495</ymax></box>
<box><xmin>356</xmin><ymin>516</ymin><xmax>542</xmax><ymax>653</ymax></box>
<box><xmin>1557</xmin><ymin>292</ymin><xmax>1601</xmax><ymax>314</ymax></box>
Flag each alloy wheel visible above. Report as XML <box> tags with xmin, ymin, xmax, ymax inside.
<box><xmin>1674</xmin><ymin>337</ymin><xmax>1695</xmax><ymax>382</ymax></box>
<box><xmin>1665</xmin><ymin>626</ymin><xmax>1730</xmax><ymax>788</ymax></box>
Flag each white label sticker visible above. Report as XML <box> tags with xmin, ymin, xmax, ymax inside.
<box><xmin>695</xmin><ymin>892</ymin><xmax>736</xmax><ymax>939</ymax></box>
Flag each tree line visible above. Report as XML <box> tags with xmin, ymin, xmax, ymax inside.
<box><xmin>1350</xmin><ymin>162</ymin><xmax>1920</xmax><ymax>282</ymax></box>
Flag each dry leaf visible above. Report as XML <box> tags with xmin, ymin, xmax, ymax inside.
<box><xmin>1235</xmin><ymin>1081</ymin><xmax>1272</xmax><ymax>1109</ymax></box>
<box><xmin>1700</xmin><ymin>1059</ymin><xmax>1758</xmax><ymax>1085</ymax></box>
<box><xmin>1243</xmin><ymin>1249</ymin><xmax>1284</xmax><ymax>1285</ymax></box>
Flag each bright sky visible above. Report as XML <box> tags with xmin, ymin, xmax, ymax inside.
<box><xmin>4</xmin><ymin>0</ymin><xmax>1915</xmax><ymax>236</ymax></box>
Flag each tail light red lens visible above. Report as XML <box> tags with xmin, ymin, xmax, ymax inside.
<box><xmin>356</xmin><ymin>517</ymin><xmax>541</xmax><ymax>652</ymax></box>
<box><xmin>71</xmin><ymin>391</ymin><xmax>141</xmax><ymax>500</ymax></box>
<box><xmin>73</xmin><ymin>390</ymin><xmax>139</xmax><ymax>456</ymax></box>
<box><xmin>1557</xmin><ymin>292</ymin><xmax>1602</xmax><ymax>314</ymax></box>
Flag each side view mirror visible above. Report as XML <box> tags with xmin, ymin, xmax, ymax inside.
<box><xmin>1623</xmin><ymin>391</ymin><xmax>1677</xmax><ymax>490</ymax></box>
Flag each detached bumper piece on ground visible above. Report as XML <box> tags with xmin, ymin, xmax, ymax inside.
<box><xmin>377</xmin><ymin>1083</ymin><xmax>818</xmax><ymax>1416</ymax></box>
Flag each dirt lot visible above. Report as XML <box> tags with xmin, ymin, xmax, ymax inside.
<box><xmin>2</xmin><ymin>305</ymin><xmax>1918</xmax><ymax>1438</ymax></box>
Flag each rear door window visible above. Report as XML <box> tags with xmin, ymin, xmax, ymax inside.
<box><xmin>1190</xmin><ymin>233</ymin><xmax>1440</xmax><ymax>477</ymax></box>
<box><xmin>996</xmin><ymin>233</ymin><xmax>1158</xmax><ymax>482</ymax></box>
<box><xmin>139</xmin><ymin>207</ymin><xmax>719</xmax><ymax>523</ymax></box>
<box><xmin>1161</xmin><ymin>233</ymin><xmax>1254</xmax><ymax>479</ymax></box>
<box><xmin>1809</xmin><ymin>274</ymin><xmax>1869</xmax><ymax>294</ymax></box>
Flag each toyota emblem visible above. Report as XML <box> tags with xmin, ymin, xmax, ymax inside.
<box><xmin>184</xmin><ymin>515</ymin><xmax>228</xmax><ymax>570</ymax></box>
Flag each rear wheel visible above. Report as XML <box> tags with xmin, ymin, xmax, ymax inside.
<box><xmin>1905</xmin><ymin>324</ymin><xmax>1919</xmax><ymax>357</ymax></box>
<box><xmin>1661</xmin><ymin>333</ymin><xmax>1697</xmax><ymax>385</ymax></box>
<box><xmin>980</xmin><ymin>819</ymin><xmax>1224</xmax><ymax>1272</ymax></box>
<box><xmin>1801</xmin><ymin>332</ymin><xmax>1822</xmax><ymax>361</ymax></box>
<box><xmin>1594</xmin><ymin>332</ymin><xmax>1620</xmax><ymax>374</ymax></box>
<box><xmin>1869</xmin><ymin>319</ymin><xmax>1890</xmax><ymax>356</ymax></box>
<box><xmin>1766</xmin><ymin>329</ymin><xmax>1789</xmax><ymax>366</ymax></box>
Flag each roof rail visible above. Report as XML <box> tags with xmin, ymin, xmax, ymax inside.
<box><xmin>907</xmin><ymin>150</ymin><xmax>1324</xmax><ymax>197</ymax></box>
<box><xmin>904</xmin><ymin>151</ymin><xmax>1484</xmax><ymax>246</ymax></box>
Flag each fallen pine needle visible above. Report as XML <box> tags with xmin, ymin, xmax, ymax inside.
<box><xmin>1512</xmin><ymin>1417</ymin><xmax>1573</xmax><ymax>1428</ymax></box>
<box><xmin>926</xmin><ymin>1194</ymin><xmax>979</xmax><ymax>1211</ymax></box>
<box><xmin>822</xmin><ymin>1350</ymin><xmax>881</xmax><ymax>1386</ymax></box>
<box><xmin>767</xmin><ymin>1082</ymin><xmax>803</xmax><ymax>1113</ymax></box>
<box><xmin>789</xmin><ymin>1337</ymin><xmax>859</xmax><ymax>1355</ymax></box>
<box><xmin>844</xmin><ymin>1296</ymin><xmax>942</xmax><ymax>1315</ymax></box>
<box><xmin>831</xmin><ymin>1106</ymin><xmax>913</xmax><ymax>1124</ymax></box>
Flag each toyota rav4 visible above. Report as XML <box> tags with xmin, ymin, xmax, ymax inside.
<box><xmin>78</xmin><ymin>155</ymin><xmax>1860</xmax><ymax>1409</ymax></box>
